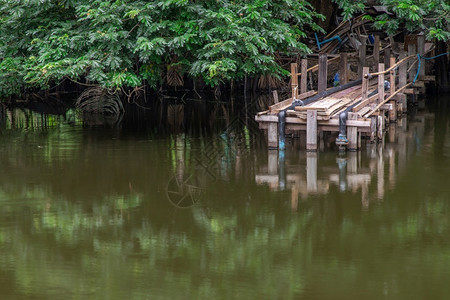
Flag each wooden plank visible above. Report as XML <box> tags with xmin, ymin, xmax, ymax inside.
<box><xmin>300</xmin><ymin>59</ymin><xmax>308</xmax><ymax>94</ymax></box>
<box><xmin>352</xmin><ymin>94</ymin><xmax>378</xmax><ymax>112</ymax></box>
<box><xmin>307</xmin><ymin>110</ymin><xmax>318</xmax><ymax>151</ymax></box>
<box><xmin>339</xmin><ymin>52</ymin><xmax>348</xmax><ymax>85</ymax></box>
<box><xmin>384</xmin><ymin>48</ymin><xmax>391</xmax><ymax>68</ymax></box>
<box><xmin>398</xmin><ymin>51</ymin><xmax>407</xmax><ymax>88</ymax></box>
<box><xmin>318</xmin><ymin>54</ymin><xmax>327</xmax><ymax>94</ymax></box>
<box><xmin>268</xmin><ymin>91</ymin><xmax>317</xmax><ymax>113</ymax></box>
<box><xmin>422</xmin><ymin>75</ymin><xmax>435</xmax><ymax>81</ymax></box>
<box><xmin>255</xmin><ymin>114</ymin><xmax>371</xmax><ymax>128</ymax></box>
<box><xmin>389</xmin><ymin>100</ymin><xmax>397</xmax><ymax>122</ymax></box>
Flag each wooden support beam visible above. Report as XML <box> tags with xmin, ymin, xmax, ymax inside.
<box><xmin>362</xmin><ymin>66</ymin><xmax>370</xmax><ymax>99</ymax></box>
<box><xmin>272</xmin><ymin>90</ymin><xmax>279</xmax><ymax>104</ymax></box>
<box><xmin>358</xmin><ymin>37</ymin><xmax>367</xmax><ymax>78</ymax></box>
<box><xmin>318</xmin><ymin>54</ymin><xmax>327</xmax><ymax>94</ymax></box>
<box><xmin>370</xmin><ymin>116</ymin><xmax>377</xmax><ymax>143</ymax></box>
<box><xmin>408</xmin><ymin>44</ymin><xmax>416</xmax><ymax>82</ymax></box>
<box><xmin>347</xmin><ymin>112</ymin><xmax>358</xmax><ymax>151</ymax></box>
<box><xmin>300</xmin><ymin>59</ymin><xmax>308</xmax><ymax>94</ymax></box>
<box><xmin>291</xmin><ymin>63</ymin><xmax>298</xmax><ymax>99</ymax></box>
<box><xmin>306</xmin><ymin>110</ymin><xmax>318</xmax><ymax>151</ymax></box>
<box><xmin>389</xmin><ymin>100</ymin><xmax>397</xmax><ymax>122</ymax></box>
<box><xmin>417</xmin><ymin>33</ymin><xmax>425</xmax><ymax>78</ymax></box>
<box><xmin>268</xmin><ymin>123</ymin><xmax>278</xmax><ymax>149</ymax></box>
<box><xmin>390</xmin><ymin>56</ymin><xmax>396</xmax><ymax>95</ymax></box>
<box><xmin>378</xmin><ymin>63</ymin><xmax>385</xmax><ymax>104</ymax></box>
<box><xmin>339</xmin><ymin>52</ymin><xmax>348</xmax><ymax>85</ymax></box>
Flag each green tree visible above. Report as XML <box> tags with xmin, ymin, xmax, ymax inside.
<box><xmin>0</xmin><ymin>0</ymin><xmax>324</xmax><ymax>98</ymax></box>
<box><xmin>334</xmin><ymin>0</ymin><xmax>450</xmax><ymax>41</ymax></box>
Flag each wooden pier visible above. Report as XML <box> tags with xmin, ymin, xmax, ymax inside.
<box><xmin>255</xmin><ymin>34</ymin><xmax>435</xmax><ymax>151</ymax></box>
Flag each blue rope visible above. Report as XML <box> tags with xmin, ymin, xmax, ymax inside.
<box><xmin>413</xmin><ymin>52</ymin><xmax>450</xmax><ymax>83</ymax></box>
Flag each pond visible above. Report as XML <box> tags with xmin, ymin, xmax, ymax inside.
<box><xmin>1</xmin><ymin>95</ymin><xmax>450</xmax><ymax>299</ymax></box>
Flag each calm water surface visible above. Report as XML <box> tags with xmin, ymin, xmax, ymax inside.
<box><xmin>1</xmin><ymin>96</ymin><xmax>450</xmax><ymax>299</ymax></box>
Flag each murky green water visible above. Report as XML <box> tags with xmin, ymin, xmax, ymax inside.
<box><xmin>1</xmin><ymin>97</ymin><xmax>450</xmax><ymax>299</ymax></box>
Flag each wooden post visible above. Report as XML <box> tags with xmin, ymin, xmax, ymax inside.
<box><xmin>306</xmin><ymin>110</ymin><xmax>317</xmax><ymax>151</ymax></box>
<box><xmin>389</xmin><ymin>56</ymin><xmax>397</xmax><ymax>122</ymax></box>
<box><xmin>377</xmin><ymin>115</ymin><xmax>384</xmax><ymax>141</ymax></box>
<box><xmin>384</xmin><ymin>48</ymin><xmax>391</xmax><ymax>68</ymax></box>
<box><xmin>362</xmin><ymin>66</ymin><xmax>369</xmax><ymax>99</ymax></box>
<box><xmin>373</xmin><ymin>35</ymin><xmax>380</xmax><ymax>69</ymax></box>
<box><xmin>408</xmin><ymin>44</ymin><xmax>416</xmax><ymax>82</ymax></box>
<box><xmin>272</xmin><ymin>90</ymin><xmax>279</xmax><ymax>104</ymax></box>
<box><xmin>390</xmin><ymin>56</ymin><xmax>396</xmax><ymax>95</ymax></box>
<box><xmin>378</xmin><ymin>63</ymin><xmax>385</xmax><ymax>104</ymax></box>
<box><xmin>318</xmin><ymin>54</ymin><xmax>327</xmax><ymax>94</ymax></box>
<box><xmin>268</xmin><ymin>123</ymin><xmax>278</xmax><ymax>149</ymax></box>
<box><xmin>291</xmin><ymin>63</ymin><xmax>298</xmax><ymax>99</ymax></box>
<box><xmin>358</xmin><ymin>37</ymin><xmax>367</xmax><ymax>78</ymax></box>
<box><xmin>370</xmin><ymin>116</ymin><xmax>377</xmax><ymax>143</ymax></box>
<box><xmin>398</xmin><ymin>51</ymin><xmax>407</xmax><ymax>113</ymax></box>
<box><xmin>417</xmin><ymin>33</ymin><xmax>425</xmax><ymax>78</ymax></box>
<box><xmin>347</xmin><ymin>112</ymin><xmax>358</xmax><ymax>151</ymax></box>
<box><xmin>339</xmin><ymin>52</ymin><xmax>348</xmax><ymax>85</ymax></box>
<box><xmin>300</xmin><ymin>59</ymin><xmax>308</xmax><ymax>94</ymax></box>
<box><xmin>306</xmin><ymin>152</ymin><xmax>318</xmax><ymax>192</ymax></box>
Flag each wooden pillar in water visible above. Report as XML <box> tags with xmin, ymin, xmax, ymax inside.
<box><xmin>362</xmin><ymin>66</ymin><xmax>369</xmax><ymax>99</ymax></box>
<box><xmin>347</xmin><ymin>112</ymin><xmax>358</xmax><ymax>151</ymax></box>
<box><xmin>389</xmin><ymin>56</ymin><xmax>397</xmax><ymax>122</ymax></box>
<box><xmin>318</xmin><ymin>54</ymin><xmax>327</xmax><ymax>94</ymax></box>
<box><xmin>408</xmin><ymin>44</ymin><xmax>416</xmax><ymax>82</ymax></box>
<box><xmin>291</xmin><ymin>63</ymin><xmax>298</xmax><ymax>99</ymax></box>
<box><xmin>378</xmin><ymin>63</ymin><xmax>385</xmax><ymax>104</ymax></box>
<box><xmin>339</xmin><ymin>52</ymin><xmax>348</xmax><ymax>85</ymax></box>
<box><xmin>306</xmin><ymin>152</ymin><xmax>318</xmax><ymax>192</ymax></box>
<box><xmin>268</xmin><ymin>123</ymin><xmax>278</xmax><ymax>149</ymax></box>
<box><xmin>306</xmin><ymin>110</ymin><xmax>317</xmax><ymax>151</ymax></box>
<box><xmin>398</xmin><ymin>50</ymin><xmax>408</xmax><ymax>113</ymax></box>
<box><xmin>300</xmin><ymin>59</ymin><xmax>308</xmax><ymax>94</ymax></box>
<box><xmin>377</xmin><ymin>115</ymin><xmax>384</xmax><ymax>141</ymax></box>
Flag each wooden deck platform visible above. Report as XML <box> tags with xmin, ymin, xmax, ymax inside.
<box><xmin>255</xmin><ymin>33</ymin><xmax>434</xmax><ymax>151</ymax></box>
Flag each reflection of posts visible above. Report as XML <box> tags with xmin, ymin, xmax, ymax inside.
<box><xmin>268</xmin><ymin>150</ymin><xmax>278</xmax><ymax>175</ymax></box>
<box><xmin>336</xmin><ymin>157</ymin><xmax>347</xmax><ymax>191</ymax></box>
<box><xmin>279</xmin><ymin>150</ymin><xmax>286</xmax><ymax>190</ymax></box>
<box><xmin>306</xmin><ymin>152</ymin><xmax>318</xmax><ymax>192</ymax></box>
<box><xmin>377</xmin><ymin>145</ymin><xmax>385</xmax><ymax>200</ymax></box>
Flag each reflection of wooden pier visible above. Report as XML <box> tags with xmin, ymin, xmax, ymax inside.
<box><xmin>255</xmin><ymin>34</ymin><xmax>435</xmax><ymax>151</ymax></box>
<box><xmin>255</xmin><ymin>113</ymin><xmax>434</xmax><ymax>209</ymax></box>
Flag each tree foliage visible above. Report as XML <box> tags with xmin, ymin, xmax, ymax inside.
<box><xmin>335</xmin><ymin>0</ymin><xmax>450</xmax><ymax>41</ymax></box>
<box><xmin>0</xmin><ymin>0</ymin><xmax>324</xmax><ymax>97</ymax></box>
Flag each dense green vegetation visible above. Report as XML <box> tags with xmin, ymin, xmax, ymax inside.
<box><xmin>0</xmin><ymin>0</ymin><xmax>323</xmax><ymax>98</ymax></box>
<box><xmin>0</xmin><ymin>1</ymin><xmax>448</xmax><ymax>99</ymax></box>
